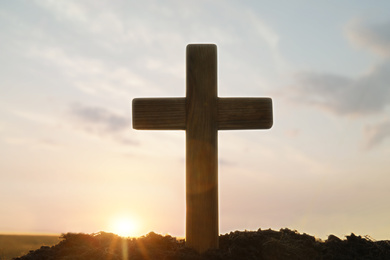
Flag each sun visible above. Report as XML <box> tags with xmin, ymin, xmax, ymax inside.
<box><xmin>109</xmin><ymin>216</ymin><xmax>139</xmax><ymax>237</ymax></box>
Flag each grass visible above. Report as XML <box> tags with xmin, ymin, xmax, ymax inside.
<box><xmin>0</xmin><ymin>234</ymin><xmax>60</xmax><ymax>260</ymax></box>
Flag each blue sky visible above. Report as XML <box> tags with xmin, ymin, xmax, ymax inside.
<box><xmin>1</xmin><ymin>0</ymin><xmax>390</xmax><ymax>240</ymax></box>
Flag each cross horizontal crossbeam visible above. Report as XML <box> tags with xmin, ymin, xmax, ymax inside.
<box><xmin>132</xmin><ymin>97</ymin><xmax>272</xmax><ymax>130</ymax></box>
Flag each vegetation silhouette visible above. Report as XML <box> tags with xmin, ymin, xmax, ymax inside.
<box><xmin>0</xmin><ymin>234</ymin><xmax>59</xmax><ymax>260</ymax></box>
<box><xmin>14</xmin><ymin>228</ymin><xmax>390</xmax><ymax>259</ymax></box>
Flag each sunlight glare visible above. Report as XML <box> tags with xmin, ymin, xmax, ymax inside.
<box><xmin>110</xmin><ymin>216</ymin><xmax>139</xmax><ymax>237</ymax></box>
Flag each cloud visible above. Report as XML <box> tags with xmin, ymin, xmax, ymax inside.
<box><xmin>285</xmin><ymin>19</ymin><xmax>390</xmax><ymax>116</ymax></box>
<box><xmin>70</xmin><ymin>103</ymin><xmax>128</xmax><ymax>132</ymax></box>
<box><xmin>25</xmin><ymin>0</ymin><xmax>286</xmax><ymax>99</ymax></box>
<box><xmin>29</xmin><ymin>46</ymin><xmax>151</xmax><ymax>97</ymax></box>
<box><xmin>346</xmin><ymin>19</ymin><xmax>390</xmax><ymax>57</ymax></box>
<box><xmin>283</xmin><ymin>18</ymin><xmax>390</xmax><ymax>117</ymax></box>
<box><xmin>284</xmin><ymin>19</ymin><xmax>390</xmax><ymax>148</ymax></box>
<box><xmin>69</xmin><ymin>103</ymin><xmax>136</xmax><ymax>145</ymax></box>
<box><xmin>246</xmin><ymin>11</ymin><xmax>287</xmax><ymax>70</ymax></box>
<box><xmin>288</xmin><ymin>62</ymin><xmax>390</xmax><ymax>116</ymax></box>
<box><xmin>33</xmin><ymin>0</ymin><xmax>185</xmax><ymax>47</ymax></box>
<box><xmin>364</xmin><ymin>119</ymin><xmax>390</xmax><ymax>149</ymax></box>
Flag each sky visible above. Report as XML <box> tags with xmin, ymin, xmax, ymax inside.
<box><xmin>1</xmin><ymin>0</ymin><xmax>390</xmax><ymax>240</ymax></box>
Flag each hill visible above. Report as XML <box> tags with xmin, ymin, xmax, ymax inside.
<box><xmin>14</xmin><ymin>228</ymin><xmax>390</xmax><ymax>260</ymax></box>
<box><xmin>0</xmin><ymin>234</ymin><xmax>60</xmax><ymax>260</ymax></box>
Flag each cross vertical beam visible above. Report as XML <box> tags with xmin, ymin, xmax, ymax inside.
<box><xmin>186</xmin><ymin>44</ymin><xmax>218</xmax><ymax>251</ymax></box>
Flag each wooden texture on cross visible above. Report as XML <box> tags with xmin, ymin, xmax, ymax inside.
<box><xmin>185</xmin><ymin>44</ymin><xmax>218</xmax><ymax>251</ymax></box>
<box><xmin>132</xmin><ymin>44</ymin><xmax>273</xmax><ymax>253</ymax></box>
<box><xmin>132</xmin><ymin>97</ymin><xmax>273</xmax><ymax>130</ymax></box>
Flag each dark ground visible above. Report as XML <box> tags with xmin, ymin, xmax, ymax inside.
<box><xmin>14</xmin><ymin>228</ymin><xmax>390</xmax><ymax>260</ymax></box>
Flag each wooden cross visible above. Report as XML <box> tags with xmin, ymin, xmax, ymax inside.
<box><xmin>132</xmin><ymin>44</ymin><xmax>273</xmax><ymax>253</ymax></box>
